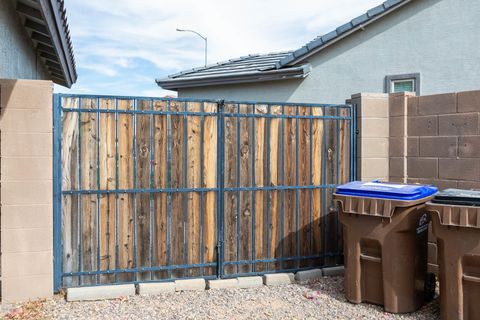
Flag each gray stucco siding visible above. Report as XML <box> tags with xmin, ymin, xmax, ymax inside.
<box><xmin>178</xmin><ymin>0</ymin><xmax>480</xmax><ymax>104</ymax></box>
<box><xmin>0</xmin><ymin>0</ymin><xmax>49</xmax><ymax>80</ymax></box>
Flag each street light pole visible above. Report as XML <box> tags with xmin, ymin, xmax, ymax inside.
<box><xmin>176</xmin><ymin>28</ymin><xmax>207</xmax><ymax>67</ymax></box>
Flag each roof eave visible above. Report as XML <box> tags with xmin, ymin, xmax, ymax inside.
<box><xmin>17</xmin><ymin>0</ymin><xmax>77</xmax><ymax>88</ymax></box>
<box><xmin>157</xmin><ymin>64</ymin><xmax>311</xmax><ymax>91</ymax></box>
<box><xmin>277</xmin><ymin>0</ymin><xmax>413</xmax><ymax>68</ymax></box>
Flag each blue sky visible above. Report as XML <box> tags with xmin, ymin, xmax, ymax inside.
<box><xmin>56</xmin><ymin>0</ymin><xmax>382</xmax><ymax>97</ymax></box>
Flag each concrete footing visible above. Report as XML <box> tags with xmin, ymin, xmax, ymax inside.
<box><xmin>137</xmin><ymin>282</ymin><xmax>175</xmax><ymax>295</ymax></box>
<box><xmin>66</xmin><ymin>266</ymin><xmax>347</xmax><ymax>301</ymax></box>
<box><xmin>237</xmin><ymin>276</ymin><xmax>263</xmax><ymax>289</ymax></box>
<box><xmin>295</xmin><ymin>269</ymin><xmax>323</xmax><ymax>281</ymax></box>
<box><xmin>66</xmin><ymin>284</ymin><xmax>135</xmax><ymax>302</ymax></box>
<box><xmin>262</xmin><ymin>273</ymin><xmax>295</xmax><ymax>285</ymax></box>
<box><xmin>175</xmin><ymin>278</ymin><xmax>206</xmax><ymax>291</ymax></box>
<box><xmin>207</xmin><ymin>279</ymin><xmax>239</xmax><ymax>289</ymax></box>
<box><xmin>322</xmin><ymin>266</ymin><xmax>345</xmax><ymax>276</ymax></box>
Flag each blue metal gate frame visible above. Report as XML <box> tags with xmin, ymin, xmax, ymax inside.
<box><xmin>53</xmin><ymin>94</ymin><xmax>357</xmax><ymax>291</ymax></box>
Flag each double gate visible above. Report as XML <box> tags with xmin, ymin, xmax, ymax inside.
<box><xmin>53</xmin><ymin>94</ymin><xmax>356</xmax><ymax>290</ymax></box>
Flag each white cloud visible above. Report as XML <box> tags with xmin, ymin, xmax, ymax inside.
<box><xmin>62</xmin><ymin>0</ymin><xmax>382</xmax><ymax>95</ymax></box>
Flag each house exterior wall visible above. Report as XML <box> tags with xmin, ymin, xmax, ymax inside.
<box><xmin>0</xmin><ymin>79</ymin><xmax>54</xmax><ymax>304</ymax></box>
<box><xmin>178</xmin><ymin>0</ymin><xmax>480</xmax><ymax>104</ymax></box>
<box><xmin>0</xmin><ymin>0</ymin><xmax>49</xmax><ymax>80</ymax></box>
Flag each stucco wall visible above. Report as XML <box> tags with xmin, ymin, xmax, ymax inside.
<box><xmin>0</xmin><ymin>0</ymin><xmax>49</xmax><ymax>80</ymax></box>
<box><xmin>178</xmin><ymin>0</ymin><xmax>480</xmax><ymax>104</ymax></box>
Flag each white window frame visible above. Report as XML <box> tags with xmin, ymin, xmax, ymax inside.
<box><xmin>385</xmin><ymin>73</ymin><xmax>420</xmax><ymax>95</ymax></box>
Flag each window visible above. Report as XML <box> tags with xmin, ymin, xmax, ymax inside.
<box><xmin>392</xmin><ymin>79</ymin><xmax>414</xmax><ymax>93</ymax></box>
<box><xmin>385</xmin><ymin>73</ymin><xmax>420</xmax><ymax>95</ymax></box>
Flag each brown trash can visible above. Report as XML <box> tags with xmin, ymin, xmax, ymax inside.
<box><xmin>426</xmin><ymin>189</ymin><xmax>480</xmax><ymax>320</ymax></box>
<box><xmin>334</xmin><ymin>181</ymin><xmax>437</xmax><ymax>313</ymax></box>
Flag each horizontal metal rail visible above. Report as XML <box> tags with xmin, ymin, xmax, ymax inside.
<box><xmin>61</xmin><ymin>107</ymin><xmax>352</xmax><ymax>121</ymax></box>
<box><xmin>61</xmin><ymin>184</ymin><xmax>340</xmax><ymax>195</ymax></box>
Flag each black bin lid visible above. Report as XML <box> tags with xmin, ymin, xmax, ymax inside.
<box><xmin>431</xmin><ymin>188</ymin><xmax>480</xmax><ymax>206</ymax></box>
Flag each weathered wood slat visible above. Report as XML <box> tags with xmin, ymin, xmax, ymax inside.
<box><xmin>169</xmin><ymin>101</ymin><xmax>185</xmax><ymax>278</ymax></box>
<box><xmin>203</xmin><ymin>102</ymin><xmax>217</xmax><ymax>275</ymax></box>
<box><xmin>238</xmin><ymin>104</ymin><xmax>253</xmax><ymax>273</ymax></box>
<box><xmin>135</xmin><ymin>99</ymin><xmax>152</xmax><ymax>280</ymax></box>
<box><xmin>311</xmin><ymin>107</ymin><xmax>324</xmax><ymax>260</ymax></box>
<box><xmin>254</xmin><ymin>104</ymin><xmax>267</xmax><ymax>272</ymax></box>
<box><xmin>117</xmin><ymin>99</ymin><xmax>134</xmax><ymax>282</ymax></box>
<box><xmin>283</xmin><ymin>106</ymin><xmax>296</xmax><ymax>269</ymax></box>
<box><xmin>324</xmin><ymin>108</ymin><xmax>339</xmax><ymax>266</ymax></box>
<box><xmin>269</xmin><ymin>106</ymin><xmax>282</xmax><ymax>268</ymax></box>
<box><xmin>99</xmin><ymin>98</ymin><xmax>116</xmax><ymax>284</ymax></box>
<box><xmin>153</xmin><ymin>100</ymin><xmax>168</xmax><ymax>279</ymax></box>
<box><xmin>79</xmin><ymin>98</ymin><xmax>98</xmax><ymax>285</ymax></box>
<box><xmin>61</xmin><ymin>97</ymin><xmax>79</xmax><ymax>287</ymax></box>
<box><xmin>186</xmin><ymin>102</ymin><xmax>202</xmax><ymax>276</ymax></box>
<box><xmin>223</xmin><ymin>103</ymin><xmax>238</xmax><ymax>275</ymax></box>
<box><xmin>298</xmin><ymin>106</ymin><xmax>311</xmax><ymax>267</ymax></box>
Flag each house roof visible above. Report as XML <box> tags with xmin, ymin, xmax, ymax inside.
<box><xmin>277</xmin><ymin>0</ymin><xmax>411</xmax><ymax>67</ymax></box>
<box><xmin>15</xmin><ymin>0</ymin><xmax>77</xmax><ymax>87</ymax></box>
<box><xmin>157</xmin><ymin>51</ymin><xmax>311</xmax><ymax>90</ymax></box>
<box><xmin>157</xmin><ymin>0</ymin><xmax>412</xmax><ymax>91</ymax></box>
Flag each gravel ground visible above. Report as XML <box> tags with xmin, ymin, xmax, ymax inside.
<box><xmin>2</xmin><ymin>276</ymin><xmax>439</xmax><ymax>320</ymax></box>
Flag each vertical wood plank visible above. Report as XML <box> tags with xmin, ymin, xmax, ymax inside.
<box><xmin>79</xmin><ymin>98</ymin><xmax>98</xmax><ymax>285</ymax></box>
<box><xmin>117</xmin><ymin>99</ymin><xmax>134</xmax><ymax>281</ymax></box>
<box><xmin>311</xmin><ymin>107</ymin><xmax>324</xmax><ymax>260</ymax></box>
<box><xmin>99</xmin><ymin>98</ymin><xmax>116</xmax><ymax>283</ymax></box>
<box><xmin>153</xmin><ymin>100</ymin><xmax>168</xmax><ymax>279</ymax></box>
<box><xmin>203</xmin><ymin>102</ymin><xmax>217</xmax><ymax>275</ymax></box>
<box><xmin>283</xmin><ymin>106</ymin><xmax>296</xmax><ymax>269</ymax></box>
<box><xmin>324</xmin><ymin>107</ymin><xmax>339</xmax><ymax>266</ymax></box>
<box><xmin>269</xmin><ymin>106</ymin><xmax>282</xmax><ymax>269</ymax></box>
<box><xmin>254</xmin><ymin>104</ymin><xmax>267</xmax><ymax>272</ymax></box>
<box><xmin>223</xmin><ymin>103</ymin><xmax>238</xmax><ymax>275</ymax></box>
<box><xmin>186</xmin><ymin>102</ymin><xmax>202</xmax><ymax>276</ymax></box>
<box><xmin>136</xmin><ymin>99</ymin><xmax>152</xmax><ymax>280</ymax></box>
<box><xmin>169</xmin><ymin>101</ymin><xmax>185</xmax><ymax>278</ymax></box>
<box><xmin>61</xmin><ymin>97</ymin><xmax>79</xmax><ymax>287</ymax></box>
<box><xmin>339</xmin><ymin>108</ymin><xmax>350</xmax><ymax>184</ymax></box>
<box><xmin>239</xmin><ymin>104</ymin><xmax>253</xmax><ymax>273</ymax></box>
<box><xmin>298</xmin><ymin>106</ymin><xmax>311</xmax><ymax>266</ymax></box>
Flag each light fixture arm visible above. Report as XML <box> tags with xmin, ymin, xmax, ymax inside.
<box><xmin>176</xmin><ymin>28</ymin><xmax>208</xmax><ymax>66</ymax></box>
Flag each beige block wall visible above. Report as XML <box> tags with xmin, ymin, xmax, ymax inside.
<box><xmin>349</xmin><ymin>93</ymin><xmax>389</xmax><ymax>182</ymax></box>
<box><xmin>0</xmin><ymin>79</ymin><xmax>53</xmax><ymax>303</ymax></box>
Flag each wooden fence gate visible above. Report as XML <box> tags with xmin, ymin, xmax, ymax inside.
<box><xmin>53</xmin><ymin>94</ymin><xmax>356</xmax><ymax>290</ymax></box>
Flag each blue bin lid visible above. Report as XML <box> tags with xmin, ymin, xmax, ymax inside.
<box><xmin>335</xmin><ymin>181</ymin><xmax>438</xmax><ymax>201</ymax></box>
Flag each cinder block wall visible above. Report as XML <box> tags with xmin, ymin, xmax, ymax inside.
<box><xmin>0</xmin><ymin>79</ymin><xmax>53</xmax><ymax>303</ymax></box>
<box><xmin>388</xmin><ymin>89</ymin><xmax>480</xmax><ymax>274</ymax></box>
<box><xmin>349</xmin><ymin>93</ymin><xmax>389</xmax><ymax>181</ymax></box>
<box><xmin>389</xmin><ymin>90</ymin><xmax>480</xmax><ymax>189</ymax></box>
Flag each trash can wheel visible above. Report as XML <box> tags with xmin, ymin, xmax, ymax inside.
<box><xmin>424</xmin><ymin>272</ymin><xmax>436</xmax><ymax>302</ymax></box>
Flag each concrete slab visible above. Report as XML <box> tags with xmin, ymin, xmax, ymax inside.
<box><xmin>295</xmin><ymin>269</ymin><xmax>323</xmax><ymax>282</ymax></box>
<box><xmin>137</xmin><ymin>282</ymin><xmax>175</xmax><ymax>295</ymax></box>
<box><xmin>66</xmin><ymin>284</ymin><xmax>135</xmax><ymax>302</ymax></box>
<box><xmin>263</xmin><ymin>273</ymin><xmax>295</xmax><ymax>286</ymax></box>
<box><xmin>175</xmin><ymin>278</ymin><xmax>206</xmax><ymax>291</ymax></box>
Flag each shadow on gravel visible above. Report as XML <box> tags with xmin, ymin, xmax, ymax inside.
<box><xmin>297</xmin><ymin>276</ymin><xmax>441</xmax><ymax>319</ymax></box>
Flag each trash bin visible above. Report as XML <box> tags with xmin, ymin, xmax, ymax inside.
<box><xmin>426</xmin><ymin>189</ymin><xmax>480</xmax><ymax>320</ymax></box>
<box><xmin>334</xmin><ymin>181</ymin><xmax>438</xmax><ymax>313</ymax></box>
